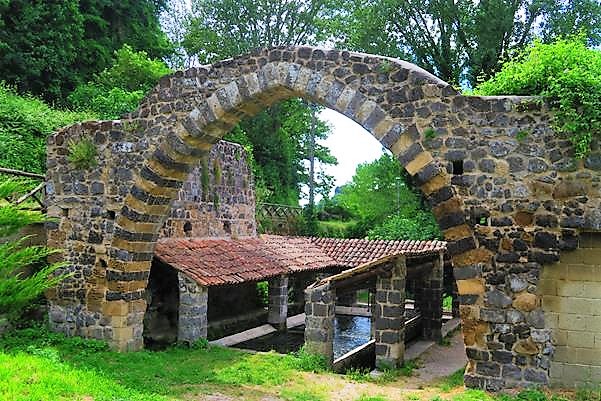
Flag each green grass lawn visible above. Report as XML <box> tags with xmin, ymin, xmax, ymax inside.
<box><xmin>1</xmin><ymin>326</ymin><xmax>599</xmax><ymax>401</ymax></box>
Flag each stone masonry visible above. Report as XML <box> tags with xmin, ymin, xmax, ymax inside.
<box><xmin>374</xmin><ymin>257</ymin><xmax>407</xmax><ymax>369</ymax></box>
<box><xmin>538</xmin><ymin>232</ymin><xmax>601</xmax><ymax>387</ymax></box>
<box><xmin>177</xmin><ymin>272</ymin><xmax>208</xmax><ymax>344</ymax></box>
<box><xmin>46</xmin><ymin>45</ymin><xmax>601</xmax><ymax>389</ymax></box>
<box><xmin>267</xmin><ymin>275</ymin><xmax>289</xmax><ymax>331</ymax></box>
<box><xmin>304</xmin><ymin>283</ymin><xmax>336</xmax><ymax>364</ymax></box>
<box><xmin>415</xmin><ymin>253</ymin><xmax>444</xmax><ymax>341</ymax></box>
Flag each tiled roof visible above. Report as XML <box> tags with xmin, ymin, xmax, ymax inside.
<box><xmin>310</xmin><ymin>237</ymin><xmax>447</xmax><ymax>266</ymax></box>
<box><xmin>154</xmin><ymin>235</ymin><xmax>446</xmax><ymax>287</ymax></box>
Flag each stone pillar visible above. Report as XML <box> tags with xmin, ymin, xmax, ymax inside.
<box><xmin>375</xmin><ymin>256</ymin><xmax>406</xmax><ymax>369</ymax></box>
<box><xmin>268</xmin><ymin>275</ymin><xmax>288</xmax><ymax>330</ymax></box>
<box><xmin>417</xmin><ymin>252</ymin><xmax>444</xmax><ymax>341</ymax></box>
<box><xmin>304</xmin><ymin>283</ymin><xmax>335</xmax><ymax>365</ymax></box>
<box><xmin>177</xmin><ymin>273</ymin><xmax>208</xmax><ymax>344</ymax></box>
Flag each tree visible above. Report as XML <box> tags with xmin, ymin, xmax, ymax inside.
<box><xmin>334</xmin><ymin>154</ymin><xmax>440</xmax><ymax>239</ymax></box>
<box><xmin>0</xmin><ymin>0</ymin><xmax>171</xmax><ymax>103</ymax></box>
<box><xmin>0</xmin><ymin>180</ymin><xmax>65</xmax><ymax>323</ymax></box>
<box><xmin>184</xmin><ymin>0</ymin><xmax>339</xmax><ymax>205</ymax></box>
<box><xmin>68</xmin><ymin>45</ymin><xmax>172</xmax><ymax>120</ymax></box>
<box><xmin>183</xmin><ymin>0</ymin><xmax>338</xmax><ymax>64</ymax></box>
<box><xmin>225</xmin><ymin>99</ymin><xmax>337</xmax><ymax>205</ymax></box>
<box><xmin>335</xmin><ymin>0</ymin><xmax>601</xmax><ymax>86</ymax></box>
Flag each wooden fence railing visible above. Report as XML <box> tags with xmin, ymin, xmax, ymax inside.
<box><xmin>0</xmin><ymin>167</ymin><xmax>46</xmax><ymax>212</ymax></box>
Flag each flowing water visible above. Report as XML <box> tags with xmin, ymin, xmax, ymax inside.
<box><xmin>233</xmin><ymin>315</ymin><xmax>372</xmax><ymax>357</ymax></box>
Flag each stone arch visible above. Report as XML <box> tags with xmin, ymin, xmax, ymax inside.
<box><xmin>47</xmin><ymin>46</ymin><xmax>601</xmax><ymax>390</ymax></box>
<box><xmin>108</xmin><ymin>48</ymin><xmax>479</xmax><ymax>349</ymax></box>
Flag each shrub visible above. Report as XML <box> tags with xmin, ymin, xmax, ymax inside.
<box><xmin>0</xmin><ymin>180</ymin><xmax>67</xmax><ymax>322</ymax></box>
<box><xmin>0</xmin><ymin>83</ymin><xmax>95</xmax><ymax>174</ymax></box>
<box><xmin>68</xmin><ymin>45</ymin><xmax>172</xmax><ymax>120</ymax></box>
<box><xmin>475</xmin><ymin>37</ymin><xmax>601</xmax><ymax>158</ymax></box>
<box><xmin>367</xmin><ymin>212</ymin><xmax>442</xmax><ymax>241</ymax></box>
<box><xmin>67</xmin><ymin>138</ymin><xmax>97</xmax><ymax>169</ymax></box>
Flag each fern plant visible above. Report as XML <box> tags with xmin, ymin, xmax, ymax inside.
<box><xmin>0</xmin><ymin>179</ymin><xmax>66</xmax><ymax>323</ymax></box>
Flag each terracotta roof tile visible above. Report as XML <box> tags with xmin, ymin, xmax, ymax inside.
<box><xmin>154</xmin><ymin>235</ymin><xmax>446</xmax><ymax>287</ymax></box>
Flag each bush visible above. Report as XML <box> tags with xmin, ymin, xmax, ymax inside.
<box><xmin>0</xmin><ymin>180</ymin><xmax>67</xmax><ymax>322</ymax></box>
<box><xmin>67</xmin><ymin>138</ymin><xmax>98</xmax><ymax>169</ymax></box>
<box><xmin>0</xmin><ymin>83</ymin><xmax>95</xmax><ymax>174</ymax></box>
<box><xmin>475</xmin><ymin>37</ymin><xmax>601</xmax><ymax>158</ymax></box>
<box><xmin>367</xmin><ymin>212</ymin><xmax>442</xmax><ymax>241</ymax></box>
<box><xmin>68</xmin><ymin>45</ymin><xmax>172</xmax><ymax>120</ymax></box>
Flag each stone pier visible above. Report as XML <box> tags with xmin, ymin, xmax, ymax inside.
<box><xmin>177</xmin><ymin>273</ymin><xmax>208</xmax><ymax>344</ymax></box>
<box><xmin>374</xmin><ymin>257</ymin><xmax>407</xmax><ymax>369</ymax></box>
<box><xmin>304</xmin><ymin>283</ymin><xmax>336</xmax><ymax>363</ymax></box>
<box><xmin>268</xmin><ymin>275</ymin><xmax>289</xmax><ymax>330</ymax></box>
<box><xmin>416</xmin><ymin>254</ymin><xmax>444</xmax><ymax>341</ymax></box>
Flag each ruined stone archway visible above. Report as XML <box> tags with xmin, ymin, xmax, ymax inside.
<box><xmin>46</xmin><ymin>46</ymin><xmax>601</xmax><ymax>390</ymax></box>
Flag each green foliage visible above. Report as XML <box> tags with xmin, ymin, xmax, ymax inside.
<box><xmin>0</xmin><ymin>0</ymin><xmax>171</xmax><ymax>103</ymax></box>
<box><xmin>424</xmin><ymin>128</ymin><xmax>437</xmax><ymax>140</ymax></box>
<box><xmin>356</xmin><ymin>396</ymin><xmax>389</xmax><ymax>401</ymax></box>
<box><xmin>256</xmin><ymin>281</ymin><xmax>269</xmax><ymax>306</ymax></box>
<box><xmin>67</xmin><ymin>138</ymin><xmax>97</xmax><ymax>170</ymax></box>
<box><xmin>332</xmin><ymin>0</ymin><xmax>601</xmax><ymax>85</ymax></box>
<box><xmin>367</xmin><ymin>213</ymin><xmax>442</xmax><ymax>241</ymax></box>
<box><xmin>184</xmin><ymin>1</ymin><xmax>338</xmax><ymax>207</ymax></box>
<box><xmin>281</xmin><ymin>389</ymin><xmax>326</xmax><ymax>401</ymax></box>
<box><xmin>183</xmin><ymin>0</ymin><xmax>338</xmax><ymax>64</ymax></box>
<box><xmin>191</xmin><ymin>337</ymin><xmax>210</xmax><ymax>350</ymax></box>
<box><xmin>226</xmin><ymin>99</ymin><xmax>336</xmax><ymax>206</ymax></box>
<box><xmin>439</xmin><ymin>368</ymin><xmax>465</xmax><ymax>392</ymax></box>
<box><xmin>335</xmin><ymin>154</ymin><xmax>440</xmax><ymax>240</ymax></box>
<box><xmin>0</xmin><ymin>83</ymin><xmax>95</xmax><ymax>174</ymax></box>
<box><xmin>68</xmin><ymin>45</ymin><xmax>172</xmax><ymax>119</ymax></box>
<box><xmin>292</xmin><ymin>346</ymin><xmax>329</xmax><ymax>373</ymax></box>
<box><xmin>516</xmin><ymin>130</ymin><xmax>529</xmax><ymax>142</ymax></box>
<box><xmin>0</xmin><ymin>180</ymin><xmax>66</xmax><ymax>321</ymax></box>
<box><xmin>475</xmin><ymin>38</ymin><xmax>601</xmax><ymax>157</ymax></box>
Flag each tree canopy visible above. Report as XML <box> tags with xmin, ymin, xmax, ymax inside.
<box><xmin>183</xmin><ymin>0</ymin><xmax>339</xmax><ymax>206</ymax></box>
<box><xmin>0</xmin><ymin>0</ymin><xmax>171</xmax><ymax>103</ymax></box>
<box><xmin>333</xmin><ymin>0</ymin><xmax>601</xmax><ymax>86</ymax></box>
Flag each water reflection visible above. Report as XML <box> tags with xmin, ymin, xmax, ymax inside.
<box><xmin>333</xmin><ymin>316</ymin><xmax>371</xmax><ymax>359</ymax></box>
<box><xmin>233</xmin><ymin>315</ymin><xmax>372</xmax><ymax>358</ymax></box>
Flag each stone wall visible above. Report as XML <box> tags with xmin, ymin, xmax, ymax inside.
<box><xmin>46</xmin><ymin>45</ymin><xmax>601</xmax><ymax>389</ymax></box>
<box><xmin>539</xmin><ymin>232</ymin><xmax>601</xmax><ymax>387</ymax></box>
<box><xmin>46</xmin><ymin>137</ymin><xmax>255</xmax><ymax>348</ymax></box>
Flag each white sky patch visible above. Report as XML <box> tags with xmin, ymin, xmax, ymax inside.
<box><xmin>300</xmin><ymin>108</ymin><xmax>386</xmax><ymax>204</ymax></box>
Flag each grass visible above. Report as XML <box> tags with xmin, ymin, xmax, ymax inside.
<box><xmin>1</xmin><ymin>325</ymin><xmax>600</xmax><ymax>401</ymax></box>
<box><xmin>439</xmin><ymin>368</ymin><xmax>465</xmax><ymax>392</ymax></box>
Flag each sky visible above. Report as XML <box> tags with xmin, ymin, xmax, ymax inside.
<box><xmin>299</xmin><ymin>108</ymin><xmax>386</xmax><ymax>203</ymax></box>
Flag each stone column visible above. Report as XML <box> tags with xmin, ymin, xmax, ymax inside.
<box><xmin>375</xmin><ymin>256</ymin><xmax>406</xmax><ymax>369</ymax></box>
<box><xmin>177</xmin><ymin>273</ymin><xmax>208</xmax><ymax>344</ymax></box>
<box><xmin>417</xmin><ymin>252</ymin><xmax>444</xmax><ymax>341</ymax></box>
<box><xmin>268</xmin><ymin>275</ymin><xmax>288</xmax><ymax>330</ymax></box>
<box><xmin>304</xmin><ymin>283</ymin><xmax>335</xmax><ymax>365</ymax></box>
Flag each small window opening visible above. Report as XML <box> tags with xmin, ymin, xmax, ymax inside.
<box><xmin>183</xmin><ymin>221</ymin><xmax>192</xmax><ymax>235</ymax></box>
<box><xmin>107</xmin><ymin>210</ymin><xmax>116</xmax><ymax>220</ymax></box>
<box><xmin>452</xmin><ymin>160</ymin><xmax>464</xmax><ymax>175</ymax></box>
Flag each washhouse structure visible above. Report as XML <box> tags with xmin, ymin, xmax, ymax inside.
<box><xmin>46</xmin><ymin>46</ymin><xmax>601</xmax><ymax>390</ymax></box>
